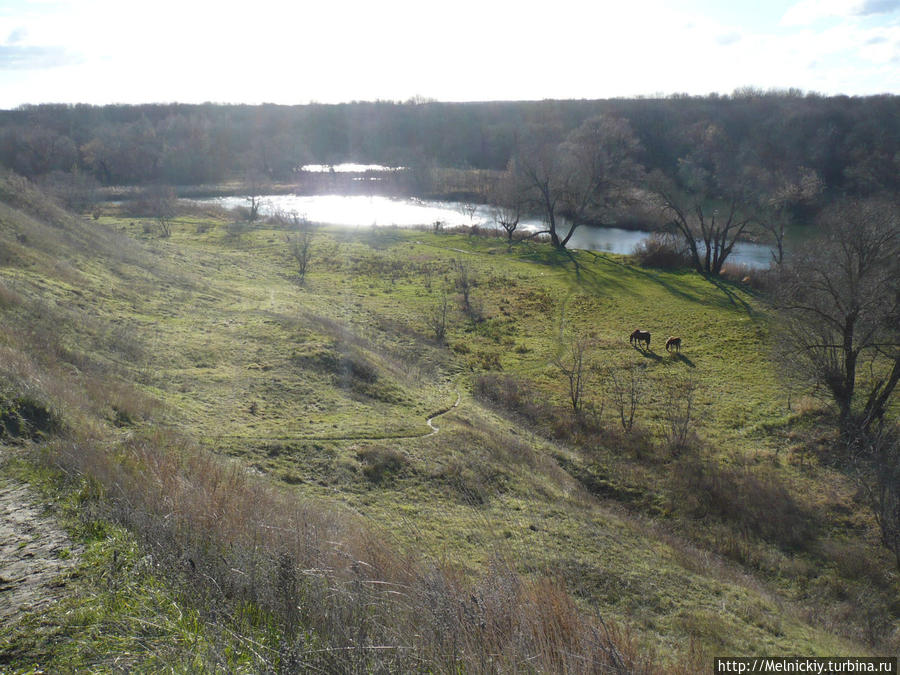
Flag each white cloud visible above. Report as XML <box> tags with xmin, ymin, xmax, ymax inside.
<box><xmin>782</xmin><ymin>0</ymin><xmax>900</xmax><ymax>24</ymax></box>
<box><xmin>0</xmin><ymin>0</ymin><xmax>898</xmax><ymax>106</ymax></box>
<box><xmin>856</xmin><ymin>0</ymin><xmax>900</xmax><ymax>15</ymax></box>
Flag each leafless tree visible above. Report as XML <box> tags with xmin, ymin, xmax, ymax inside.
<box><xmin>456</xmin><ymin>200</ymin><xmax>479</xmax><ymax>225</ymax></box>
<box><xmin>774</xmin><ymin>197</ymin><xmax>899</xmax><ymax>434</ymax></box>
<box><xmin>425</xmin><ymin>292</ymin><xmax>449</xmax><ymax>343</ymax></box>
<box><xmin>650</xmin><ymin>124</ymin><xmax>761</xmax><ymax>275</ymax></box>
<box><xmin>144</xmin><ymin>184</ymin><xmax>177</xmax><ymax>237</ymax></box>
<box><xmin>452</xmin><ymin>258</ymin><xmax>477</xmax><ymax>319</ymax></box>
<box><xmin>851</xmin><ymin>425</ymin><xmax>900</xmax><ymax>571</ymax></box>
<box><xmin>607</xmin><ymin>364</ymin><xmax>646</xmax><ymax>433</ymax></box>
<box><xmin>653</xmin><ymin>176</ymin><xmax>755</xmax><ymax>276</ymax></box>
<box><xmin>489</xmin><ymin>163</ymin><xmax>527</xmax><ymax>245</ymax></box>
<box><xmin>284</xmin><ymin>212</ymin><xmax>314</xmax><ymax>284</ymax></box>
<box><xmin>553</xmin><ymin>335</ymin><xmax>591</xmax><ymax>417</ymax></box>
<box><xmin>661</xmin><ymin>375</ymin><xmax>699</xmax><ymax>454</ymax></box>
<box><xmin>244</xmin><ymin>169</ymin><xmax>268</xmax><ymax>222</ymax></box>
<box><xmin>870</xmin><ymin>428</ymin><xmax>900</xmax><ymax>571</ymax></box>
<box><xmin>764</xmin><ymin>167</ymin><xmax>824</xmax><ymax>266</ymax></box>
<box><xmin>516</xmin><ymin>116</ymin><xmax>642</xmax><ymax>250</ymax></box>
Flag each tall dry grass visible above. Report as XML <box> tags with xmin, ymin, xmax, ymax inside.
<box><xmin>40</xmin><ymin>426</ymin><xmax>663</xmax><ymax>673</ymax></box>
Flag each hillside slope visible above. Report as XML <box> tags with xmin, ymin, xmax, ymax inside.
<box><xmin>0</xmin><ymin>174</ymin><xmax>895</xmax><ymax>670</ymax></box>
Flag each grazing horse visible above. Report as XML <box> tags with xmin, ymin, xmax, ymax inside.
<box><xmin>629</xmin><ymin>329</ymin><xmax>651</xmax><ymax>349</ymax></box>
<box><xmin>666</xmin><ymin>336</ymin><xmax>682</xmax><ymax>353</ymax></box>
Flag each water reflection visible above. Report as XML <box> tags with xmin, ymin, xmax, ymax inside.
<box><xmin>202</xmin><ymin>194</ymin><xmax>773</xmax><ymax>268</ymax></box>
<box><xmin>299</xmin><ymin>163</ymin><xmax>404</xmax><ymax>173</ymax></box>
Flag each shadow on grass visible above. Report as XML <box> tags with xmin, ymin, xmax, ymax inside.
<box><xmin>632</xmin><ymin>345</ymin><xmax>662</xmax><ymax>361</ymax></box>
<box><xmin>705</xmin><ymin>275</ymin><xmax>759</xmax><ymax>319</ymax></box>
<box><xmin>613</xmin><ymin>261</ymin><xmax>712</xmax><ymax>306</ymax></box>
<box><xmin>671</xmin><ymin>352</ymin><xmax>696</xmax><ymax>368</ymax></box>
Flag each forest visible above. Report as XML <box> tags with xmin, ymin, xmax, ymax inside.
<box><xmin>1</xmin><ymin>93</ymin><xmax>899</xmax><ymax>198</ymax></box>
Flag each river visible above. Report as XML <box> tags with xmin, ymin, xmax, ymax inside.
<box><xmin>200</xmin><ymin>194</ymin><xmax>773</xmax><ymax>268</ymax></box>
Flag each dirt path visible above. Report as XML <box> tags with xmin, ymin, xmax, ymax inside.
<box><xmin>212</xmin><ymin>389</ymin><xmax>464</xmax><ymax>445</ymax></box>
<box><xmin>425</xmin><ymin>390</ymin><xmax>461</xmax><ymax>436</ymax></box>
<box><xmin>0</xmin><ymin>478</ymin><xmax>82</xmax><ymax>625</ymax></box>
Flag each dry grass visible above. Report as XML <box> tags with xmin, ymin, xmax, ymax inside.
<box><xmin>39</xmin><ymin>428</ymin><xmax>661</xmax><ymax>673</ymax></box>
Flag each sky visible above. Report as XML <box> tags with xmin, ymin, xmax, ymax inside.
<box><xmin>0</xmin><ymin>0</ymin><xmax>899</xmax><ymax>108</ymax></box>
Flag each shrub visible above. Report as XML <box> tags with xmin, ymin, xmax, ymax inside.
<box><xmin>0</xmin><ymin>394</ymin><xmax>59</xmax><ymax>440</ymax></box>
<box><xmin>632</xmin><ymin>232</ymin><xmax>692</xmax><ymax>269</ymax></box>
<box><xmin>674</xmin><ymin>456</ymin><xmax>816</xmax><ymax>551</ymax></box>
<box><xmin>356</xmin><ymin>445</ymin><xmax>408</xmax><ymax>482</ymax></box>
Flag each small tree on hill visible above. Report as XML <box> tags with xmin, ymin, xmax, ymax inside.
<box><xmin>553</xmin><ymin>334</ymin><xmax>591</xmax><ymax>418</ymax></box>
<box><xmin>452</xmin><ymin>258</ymin><xmax>477</xmax><ymax>320</ymax></box>
<box><xmin>607</xmin><ymin>363</ymin><xmax>646</xmax><ymax>433</ymax></box>
<box><xmin>425</xmin><ymin>292</ymin><xmax>449</xmax><ymax>343</ymax></box>
<box><xmin>144</xmin><ymin>184</ymin><xmax>177</xmax><ymax>237</ymax></box>
<box><xmin>863</xmin><ymin>426</ymin><xmax>900</xmax><ymax>571</ymax></box>
<box><xmin>661</xmin><ymin>375</ymin><xmax>699</xmax><ymax>454</ymax></box>
<box><xmin>489</xmin><ymin>163</ymin><xmax>527</xmax><ymax>245</ymax></box>
<box><xmin>285</xmin><ymin>212</ymin><xmax>314</xmax><ymax>284</ymax></box>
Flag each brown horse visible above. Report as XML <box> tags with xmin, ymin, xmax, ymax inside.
<box><xmin>665</xmin><ymin>336</ymin><xmax>682</xmax><ymax>353</ymax></box>
<box><xmin>629</xmin><ymin>329</ymin><xmax>651</xmax><ymax>349</ymax></box>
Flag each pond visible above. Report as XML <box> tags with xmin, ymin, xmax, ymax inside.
<box><xmin>201</xmin><ymin>194</ymin><xmax>774</xmax><ymax>268</ymax></box>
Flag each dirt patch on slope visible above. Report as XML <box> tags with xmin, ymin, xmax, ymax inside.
<box><xmin>0</xmin><ymin>479</ymin><xmax>82</xmax><ymax>624</ymax></box>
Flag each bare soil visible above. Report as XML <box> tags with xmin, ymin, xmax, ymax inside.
<box><xmin>0</xmin><ymin>478</ymin><xmax>82</xmax><ymax>624</ymax></box>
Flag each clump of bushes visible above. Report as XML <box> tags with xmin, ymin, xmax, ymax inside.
<box><xmin>632</xmin><ymin>232</ymin><xmax>692</xmax><ymax>269</ymax></box>
<box><xmin>0</xmin><ymin>393</ymin><xmax>59</xmax><ymax>440</ymax></box>
<box><xmin>673</xmin><ymin>456</ymin><xmax>816</xmax><ymax>551</ymax></box>
<box><xmin>356</xmin><ymin>445</ymin><xmax>408</xmax><ymax>482</ymax></box>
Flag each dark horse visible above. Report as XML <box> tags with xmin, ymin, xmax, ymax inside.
<box><xmin>665</xmin><ymin>336</ymin><xmax>682</xmax><ymax>353</ymax></box>
<box><xmin>629</xmin><ymin>329</ymin><xmax>651</xmax><ymax>349</ymax></box>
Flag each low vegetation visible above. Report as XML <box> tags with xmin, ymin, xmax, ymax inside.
<box><xmin>0</xmin><ymin>173</ymin><xmax>897</xmax><ymax>671</ymax></box>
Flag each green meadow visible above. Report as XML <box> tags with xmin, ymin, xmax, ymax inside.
<box><xmin>0</xmin><ymin>176</ymin><xmax>895</xmax><ymax>671</ymax></box>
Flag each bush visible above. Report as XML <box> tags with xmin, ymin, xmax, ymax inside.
<box><xmin>356</xmin><ymin>445</ymin><xmax>408</xmax><ymax>482</ymax></box>
<box><xmin>0</xmin><ymin>394</ymin><xmax>59</xmax><ymax>440</ymax></box>
<box><xmin>674</xmin><ymin>456</ymin><xmax>816</xmax><ymax>551</ymax></box>
<box><xmin>632</xmin><ymin>232</ymin><xmax>692</xmax><ymax>269</ymax></box>
<box><xmin>719</xmin><ymin>262</ymin><xmax>774</xmax><ymax>291</ymax></box>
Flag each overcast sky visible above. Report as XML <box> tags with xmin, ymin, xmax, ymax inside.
<box><xmin>1</xmin><ymin>0</ymin><xmax>899</xmax><ymax>108</ymax></box>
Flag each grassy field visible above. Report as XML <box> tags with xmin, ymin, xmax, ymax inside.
<box><xmin>0</xmin><ymin>174</ymin><xmax>896</xmax><ymax>671</ymax></box>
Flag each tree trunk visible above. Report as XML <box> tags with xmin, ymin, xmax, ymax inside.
<box><xmin>863</xmin><ymin>356</ymin><xmax>900</xmax><ymax>429</ymax></box>
<box><xmin>838</xmin><ymin>317</ymin><xmax>859</xmax><ymax>432</ymax></box>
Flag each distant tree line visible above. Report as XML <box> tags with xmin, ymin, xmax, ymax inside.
<box><xmin>1</xmin><ymin>93</ymin><xmax>899</xmax><ymax>199</ymax></box>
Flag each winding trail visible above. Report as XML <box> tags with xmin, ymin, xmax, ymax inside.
<box><xmin>425</xmin><ymin>390</ymin><xmax>462</xmax><ymax>436</ymax></box>
<box><xmin>213</xmin><ymin>389</ymin><xmax>463</xmax><ymax>445</ymax></box>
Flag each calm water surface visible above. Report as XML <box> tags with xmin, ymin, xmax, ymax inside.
<box><xmin>204</xmin><ymin>194</ymin><xmax>773</xmax><ymax>268</ymax></box>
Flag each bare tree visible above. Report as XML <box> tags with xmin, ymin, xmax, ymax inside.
<box><xmin>867</xmin><ymin>427</ymin><xmax>900</xmax><ymax>571</ymax></box>
<box><xmin>650</xmin><ymin>124</ymin><xmax>760</xmax><ymax>275</ymax></box>
<box><xmin>425</xmin><ymin>292</ymin><xmax>449</xmax><ymax>343</ymax></box>
<box><xmin>775</xmin><ymin>197</ymin><xmax>899</xmax><ymax>434</ymax></box>
<box><xmin>452</xmin><ymin>258</ymin><xmax>477</xmax><ymax>319</ymax></box>
<box><xmin>144</xmin><ymin>184</ymin><xmax>177</xmax><ymax>237</ymax></box>
<box><xmin>284</xmin><ymin>212</ymin><xmax>314</xmax><ymax>284</ymax></box>
<box><xmin>489</xmin><ymin>163</ymin><xmax>527</xmax><ymax>245</ymax></box>
<box><xmin>607</xmin><ymin>364</ymin><xmax>646</xmax><ymax>433</ymax></box>
<box><xmin>456</xmin><ymin>200</ymin><xmax>479</xmax><ymax>225</ymax></box>
<box><xmin>653</xmin><ymin>175</ymin><xmax>755</xmax><ymax>276</ymax></box>
<box><xmin>516</xmin><ymin>116</ymin><xmax>642</xmax><ymax>250</ymax></box>
<box><xmin>244</xmin><ymin>169</ymin><xmax>268</xmax><ymax>222</ymax></box>
<box><xmin>661</xmin><ymin>375</ymin><xmax>698</xmax><ymax>454</ymax></box>
<box><xmin>553</xmin><ymin>335</ymin><xmax>591</xmax><ymax>417</ymax></box>
<box><xmin>764</xmin><ymin>167</ymin><xmax>824</xmax><ymax>266</ymax></box>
